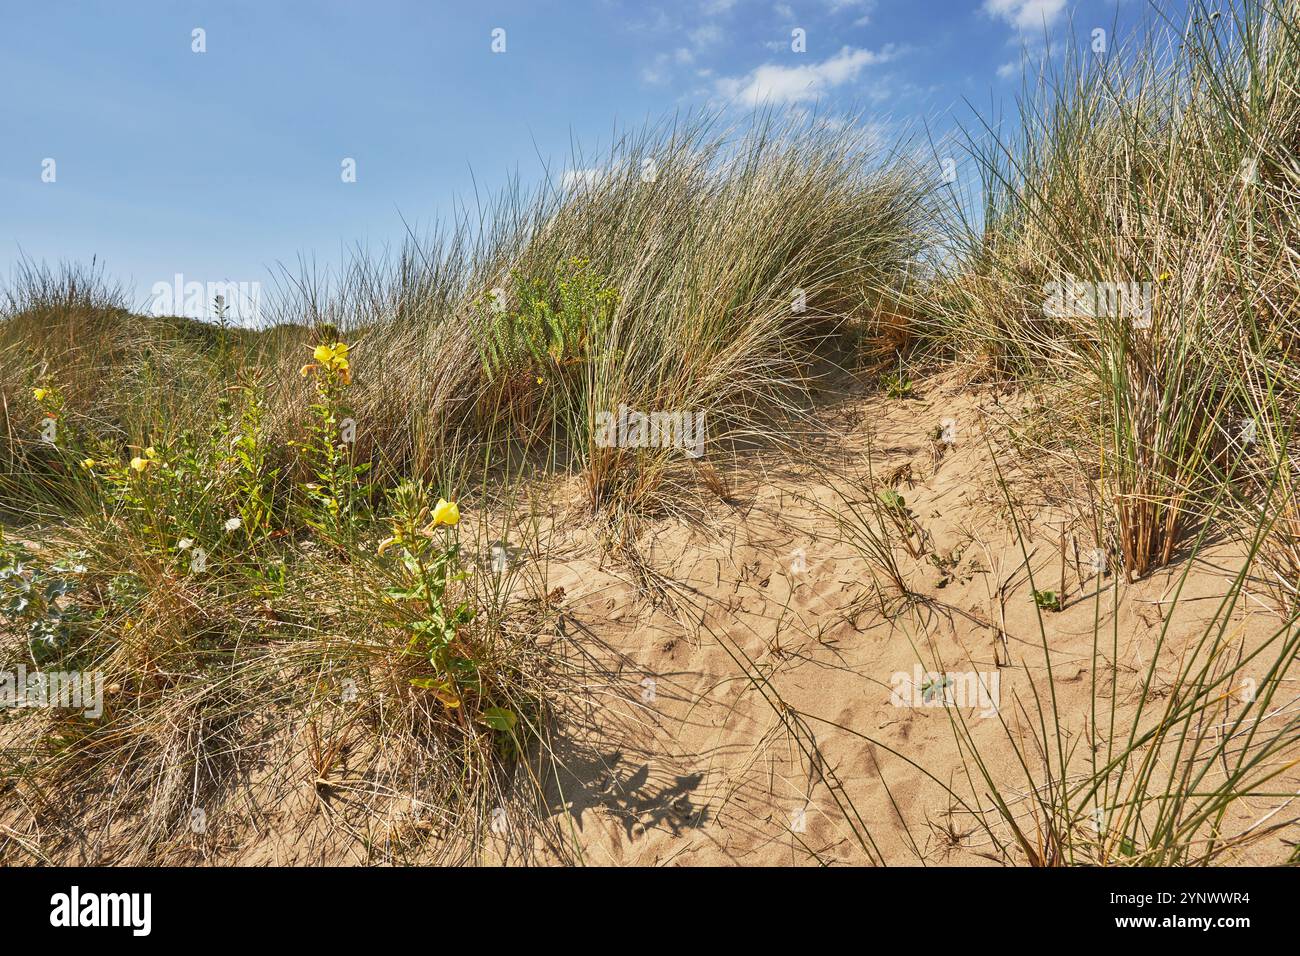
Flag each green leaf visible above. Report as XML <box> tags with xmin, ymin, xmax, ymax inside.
<box><xmin>921</xmin><ymin>675</ymin><xmax>952</xmax><ymax>703</ymax></box>
<box><xmin>480</xmin><ymin>707</ymin><xmax>517</xmax><ymax>732</ymax></box>
<box><xmin>878</xmin><ymin>489</ymin><xmax>905</xmax><ymax>510</ymax></box>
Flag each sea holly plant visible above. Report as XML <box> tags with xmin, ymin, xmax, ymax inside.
<box><xmin>928</xmin><ymin>546</ymin><xmax>964</xmax><ymax>588</ymax></box>
<box><xmin>377</xmin><ymin>481</ymin><xmax>477</xmax><ymax>708</ymax></box>
<box><xmin>297</xmin><ymin>341</ymin><xmax>371</xmax><ymax>543</ymax></box>
<box><xmin>0</xmin><ymin>532</ymin><xmax>88</xmax><ymax>662</ymax></box>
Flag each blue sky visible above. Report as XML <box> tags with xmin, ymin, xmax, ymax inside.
<box><xmin>0</xmin><ymin>0</ymin><xmax>1168</xmax><ymax>321</ymax></box>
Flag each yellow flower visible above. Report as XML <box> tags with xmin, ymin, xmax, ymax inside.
<box><xmin>129</xmin><ymin>457</ymin><xmax>150</xmax><ymax>473</ymax></box>
<box><xmin>1158</xmin><ymin>271</ymin><xmax>1172</xmax><ymax>283</ymax></box>
<box><xmin>145</xmin><ymin>446</ymin><xmax>158</xmax><ymax>459</ymax></box>
<box><xmin>80</xmin><ymin>458</ymin><xmax>96</xmax><ymax>470</ymax></box>
<box><xmin>431</xmin><ymin>498</ymin><xmax>460</xmax><ymax>527</ymax></box>
<box><xmin>309</xmin><ymin>342</ymin><xmax>352</xmax><ymax>377</ymax></box>
<box><xmin>32</xmin><ymin>388</ymin><xmax>48</xmax><ymax>401</ymax></box>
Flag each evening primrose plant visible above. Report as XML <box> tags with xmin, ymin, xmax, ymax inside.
<box><xmin>378</xmin><ymin>481</ymin><xmax>477</xmax><ymax>708</ymax></box>
<box><xmin>25</xmin><ymin>381</ymin><xmax>81</xmax><ymax>490</ymax></box>
<box><xmin>83</xmin><ymin>416</ymin><xmax>260</xmax><ymax>571</ymax></box>
<box><xmin>228</xmin><ymin>384</ymin><xmax>278</xmax><ymax>540</ymax></box>
<box><xmin>0</xmin><ymin>318</ymin><xmax>557</xmax><ymax>863</ymax></box>
<box><xmin>0</xmin><ymin>108</ymin><xmax>947</xmax><ymax>862</ymax></box>
<box><xmin>297</xmin><ymin>341</ymin><xmax>371</xmax><ymax>543</ymax></box>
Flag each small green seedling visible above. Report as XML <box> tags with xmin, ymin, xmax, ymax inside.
<box><xmin>921</xmin><ymin>674</ymin><xmax>953</xmax><ymax>703</ymax></box>
<box><xmin>882</xmin><ymin>370</ymin><xmax>915</xmax><ymax>399</ymax></box>
<box><xmin>878</xmin><ymin>489</ymin><xmax>906</xmax><ymax>511</ymax></box>
<box><xmin>928</xmin><ymin>548</ymin><xmax>963</xmax><ymax>588</ymax></box>
<box><xmin>1033</xmin><ymin>589</ymin><xmax>1062</xmax><ymax>612</ymax></box>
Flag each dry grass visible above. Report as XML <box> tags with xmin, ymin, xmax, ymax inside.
<box><xmin>925</xmin><ymin>0</ymin><xmax>1300</xmax><ymax>584</ymax></box>
<box><xmin>0</xmin><ymin>111</ymin><xmax>936</xmax><ymax>864</ymax></box>
<box><xmin>5</xmin><ymin>3</ymin><xmax>1300</xmax><ymax>866</ymax></box>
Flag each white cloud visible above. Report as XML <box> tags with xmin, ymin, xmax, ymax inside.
<box><xmin>996</xmin><ymin>42</ymin><xmax>1058</xmax><ymax>80</ymax></box>
<box><xmin>642</xmin><ymin>55</ymin><xmax>670</xmax><ymax>84</ymax></box>
<box><xmin>982</xmin><ymin>0</ymin><xmax>1067</xmax><ymax>32</ymax></box>
<box><xmin>689</xmin><ymin>23</ymin><xmax>724</xmax><ymax>48</ymax></box>
<box><xmin>715</xmin><ymin>44</ymin><xmax>898</xmax><ymax>106</ymax></box>
<box><xmin>641</xmin><ymin>19</ymin><xmax>723</xmax><ymax>87</ymax></box>
<box><xmin>827</xmin><ymin>0</ymin><xmax>878</xmax><ymax>24</ymax></box>
<box><xmin>562</xmin><ymin>166</ymin><xmax>614</xmax><ymax>191</ymax></box>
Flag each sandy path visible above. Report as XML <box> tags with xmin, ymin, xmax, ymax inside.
<box><xmin>530</xmin><ymin>375</ymin><xmax>1295</xmax><ymax>866</ymax></box>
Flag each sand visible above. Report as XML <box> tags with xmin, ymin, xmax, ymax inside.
<box><xmin>478</xmin><ymin>371</ymin><xmax>1295</xmax><ymax>865</ymax></box>
<box><xmin>5</xmin><ymin>372</ymin><xmax>1293</xmax><ymax>866</ymax></box>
